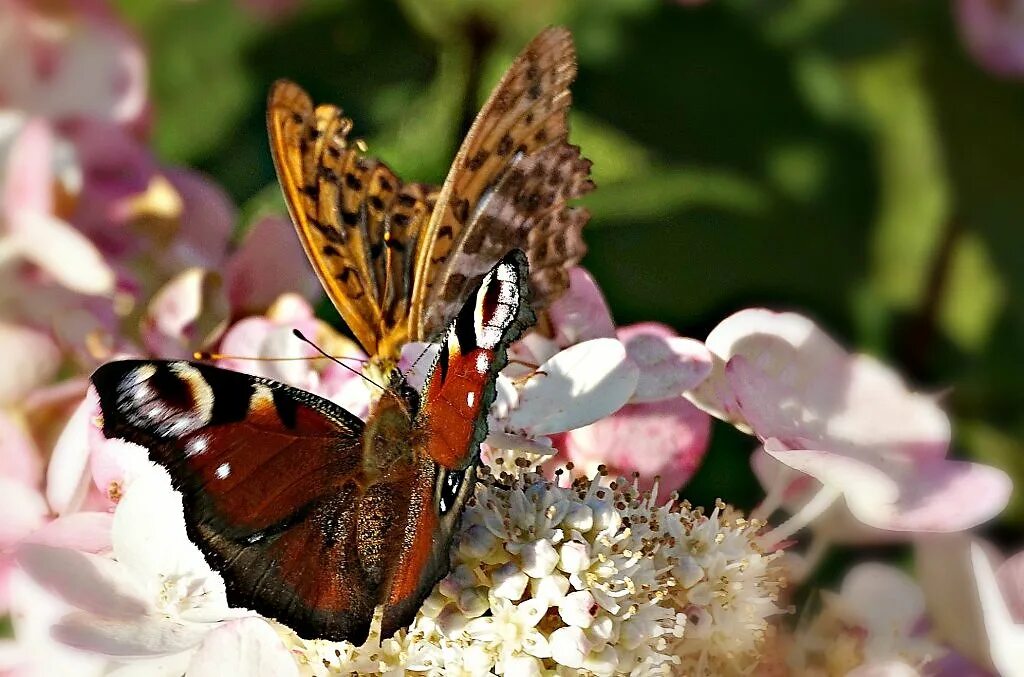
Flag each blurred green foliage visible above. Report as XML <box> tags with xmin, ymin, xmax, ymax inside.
<box><xmin>117</xmin><ymin>0</ymin><xmax>1024</xmax><ymax>534</ymax></box>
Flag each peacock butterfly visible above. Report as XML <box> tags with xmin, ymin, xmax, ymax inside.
<box><xmin>90</xmin><ymin>250</ymin><xmax>535</xmax><ymax>644</ymax></box>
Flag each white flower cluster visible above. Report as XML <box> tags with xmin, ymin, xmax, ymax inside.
<box><xmin>282</xmin><ymin>466</ymin><xmax>785</xmax><ymax>676</ymax></box>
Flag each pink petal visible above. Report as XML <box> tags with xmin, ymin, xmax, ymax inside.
<box><xmin>0</xmin><ymin>322</ymin><xmax>61</xmax><ymax>406</ymax></box>
<box><xmin>15</xmin><ymin>544</ymin><xmax>148</xmax><ymax>619</ymax></box>
<box><xmin>765</xmin><ymin>446</ymin><xmax>1011</xmax><ymax>532</ymax></box>
<box><xmin>0</xmin><ymin>1</ymin><xmax>148</xmax><ymax>125</ymax></box>
<box><xmin>9</xmin><ymin>210</ymin><xmax>115</xmax><ymax>295</ymax></box>
<box><xmin>140</xmin><ymin>268</ymin><xmax>229</xmax><ymax>359</ymax></box>
<box><xmin>46</xmin><ymin>393</ymin><xmax>99</xmax><ymax>515</ymax></box>
<box><xmin>2</xmin><ymin>118</ymin><xmax>53</xmax><ymax>217</ymax></box>
<box><xmin>187</xmin><ymin>618</ymin><xmax>298</xmax><ymax>677</ymax></box>
<box><xmin>0</xmin><ymin>479</ymin><xmax>47</xmax><ymax>545</ymax></box>
<box><xmin>617</xmin><ymin>322</ymin><xmax>712</xmax><ymax>402</ymax></box>
<box><xmin>846</xmin><ymin>663</ymin><xmax>922</xmax><ymax>677</ymax></box>
<box><xmin>727</xmin><ymin>351</ymin><xmax>949</xmax><ymax>459</ymax></box>
<box><xmin>507</xmin><ymin>339</ymin><xmax>638</xmax><ymax>436</ymax></box>
<box><xmin>225</xmin><ymin>215</ymin><xmax>322</xmax><ymax>314</ymax></box>
<box><xmin>53</xmin><ymin>611</ymin><xmax>213</xmax><ymax>657</ymax></box>
<box><xmin>164</xmin><ymin>168</ymin><xmax>234</xmax><ymax>269</ymax></box>
<box><xmin>562</xmin><ymin>398</ymin><xmax>710</xmax><ymax>496</ymax></box>
<box><xmin>916</xmin><ymin>535</ymin><xmax>996</xmax><ymax>670</ymax></box>
<box><xmin>546</xmin><ymin>267</ymin><xmax>616</xmax><ymax>347</ymax></box>
<box><xmin>998</xmin><ymin>551</ymin><xmax>1024</xmax><ymax>622</ymax></box>
<box><xmin>838</xmin><ymin>563</ymin><xmax>925</xmax><ymax>636</ymax></box>
<box><xmin>688</xmin><ymin>308</ymin><xmax>845</xmax><ymax>432</ymax></box>
<box><xmin>23</xmin><ymin>512</ymin><xmax>113</xmax><ymax>553</ymax></box>
<box><xmin>0</xmin><ymin>410</ymin><xmax>43</xmax><ymax>487</ymax></box>
<box><xmin>971</xmin><ymin>543</ymin><xmax>1024</xmax><ymax>675</ymax></box>
<box><xmin>89</xmin><ymin>437</ymin><xmax>151</xmax><ymax>504</ymax></box>
<box><xmin>956</xmin><ymin>0</ymin><xmax>1024</xmax><ymax>78</ymax></box>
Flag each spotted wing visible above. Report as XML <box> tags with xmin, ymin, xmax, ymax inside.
<box><xmin>379</xmin><ymin>250</ymin><xmax>534</xmax><ymax>637</ymax></box>
<box><xmin>90</xmin><ymin>360</ymin><xmax>379</xmax><ymax>643</ymax></box>
<box><xmin>267</xmin><ymin>80</ymin><xmax>439</xmax><ymax>360</ymax></box>
<box><xmin>409</xmin><ymin>26</ymin><xmax>594</xmax><ymax>340</ymax></box>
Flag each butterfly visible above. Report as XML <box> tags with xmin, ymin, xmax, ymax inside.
<box><xmin>90</xmin><ymin>250</ymin><xmax>535</xmax><ymax>644</ymax></box>
<box><xmin>266</xmin><ymin>26</ymin><xmax>593</xmax><ymax>376</ymax></box>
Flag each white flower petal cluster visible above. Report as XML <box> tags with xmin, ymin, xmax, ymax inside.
<box><xmin>282</xmin><ymin>469</ymin><xmax>784</xmax><ymax>676</ymax></box>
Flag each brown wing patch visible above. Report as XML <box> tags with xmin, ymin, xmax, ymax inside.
<box><xmin>267</xmin><ymin>80</ymin><xmax>438</xmax><ymax>360</ymax></box>
<box><xmin>409</xmin><ymin>27</ymin><xmax>594</xmax><ymax>340</ymax></box>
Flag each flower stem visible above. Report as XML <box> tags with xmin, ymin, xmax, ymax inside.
<box><xmin>756</xmin><ymin>486</ymin><xmax>841</xmax><ymax>550</ymax></box>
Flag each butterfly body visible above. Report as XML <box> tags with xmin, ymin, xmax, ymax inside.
<box><xmin>91</xmin><ymin>251</ymin><xmax>534</xmax><ymax>643</ymax></box>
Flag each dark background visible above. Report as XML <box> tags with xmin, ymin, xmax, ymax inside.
<box><xmin>117</xmin><ymin>0</ymin><xmax>1024</xmax><ymax>544</ymax></box>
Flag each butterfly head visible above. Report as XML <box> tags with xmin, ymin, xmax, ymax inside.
<box><xmin>386</xmin><ymin>368</ymin><xmax>420</xmax><ymax>417</ymax></box>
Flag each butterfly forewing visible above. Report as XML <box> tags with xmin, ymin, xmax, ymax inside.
<box><xmin>90</xmin><ymin>360</ymin><xmax>380</xmax><ymax>642</ymax></box>
<box><xmin>409</xmin><ymin>26</ymin><xmax>594</xmax><ymax>340</ymax></box>
<box><xmin>267</xmin><ymin>80</ymin><xmax>440</xmax><ymax>361</ymax></box>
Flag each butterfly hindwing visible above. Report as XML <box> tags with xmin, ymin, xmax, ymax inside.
<box><xmin>379</xmin><ymin>250</ymin><xmax>534</xmax><ymax>636</ymax></box>
<box><xmin>267</xmin><ymin>80</ymin><xmax>440</xmax><ymax>361</ymax></box>
<box><xmin>409</xmin><ymin>26</ymin><xmax>594</xmax><ymax>340</ymax></box>
<box><xmin>90</xmin><ymin>360</ymin><xmax>380</xmax><ymax>643</ymax></box>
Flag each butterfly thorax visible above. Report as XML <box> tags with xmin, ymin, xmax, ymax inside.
<box><xmin>360</xmin><ymin>375</ymin><xmax>422</xmax><ymax>482</ymax></box>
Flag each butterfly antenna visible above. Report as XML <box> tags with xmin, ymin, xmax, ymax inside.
<box><xmin>193</xmin><ymin>350</ymin><xmax>367</xmax><ymax>364</ymax></box>
<box><xmin>404</xmin><ymin>341</ymin><xmax>436</xmax><ymax>381</ymax></box>
<box><xmin>290</xmin><ymin>329</ymin><xmax>386</xmax><ymax>392</ymax></box>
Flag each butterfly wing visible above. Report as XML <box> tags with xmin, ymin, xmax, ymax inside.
<box><xmin>90</xmin><ymin>360</ymin><xmax>379</xmax><ymax>643</ymax></box>
<box><xmin>267</xmin><ymin>80</ymin><xmax>440</xmax><ymax>360</ymax></box>
<box><xmin>379</xmin><ymin>250</ymin><xmax>534</xmax><ymax>637</ymax></box>
<box><xmin>409</xmin><ymin>26</ymin><xmax>594</xmax><ymax>340</ymax></box>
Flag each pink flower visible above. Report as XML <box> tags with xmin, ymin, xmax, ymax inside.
<box><xmin>224</xmin><ymin>215</ymin><xmax>323</xmax><ymax>316</ymax></box>
<box><xmin>956</xmin><ymin>0</ymin><xmax>1024</xmax><ymax>78</ymax></box>
<box><xmin>688</xmin><ymin>309</ymin><xmax>1011</xmax><ymax>546</ymax></box>
<box><xmin>1</xmin><ymin>117</ymin><xmax>114</xmax><ymax>296</ymax></box>
<box><xmin>520</xmin><ymin>268</ymin><xmax>714</xmax><ymax>494</ymax></box>
<box><xmin>217</xmin><ymin>295</ymin><xmax>371</xmax><ymax>418</ymax></box>
<box><xmin>0</xmin><ymin>0</ymin><xmax>148</xmax><ymax>128</ymax></box>
<box><xmin>917</xmin><ymin>536</ymin><xmax>1024</xmax><ymax>675</ymax></box>
<box><xmin>785</xmin><ymin>561</ymin><xmax>946</xmax><ymax>674</ymax></box>
<box><xmin>140</xmin><ymin>268</ymin><xmax>230</xmax><ymax>360</ymax></box>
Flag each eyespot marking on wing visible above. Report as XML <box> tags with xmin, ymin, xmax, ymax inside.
<box><xmin>116</xmin><ymin>362</ymin><xmax>213</xmax><ymax>438</ymax></box>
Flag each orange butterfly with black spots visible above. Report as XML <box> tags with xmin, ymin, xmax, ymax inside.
<box><xmin>267</xmin><ymin>26</ymin><xmax>593</xmax><ymax>374</ymax></box>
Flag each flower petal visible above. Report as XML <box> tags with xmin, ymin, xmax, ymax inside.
<box><xmin>765</xmin><ymin>445</ymin><xmax>1011</xmax><ymax>532</ymax></box>
<box><xmin>0</xmin><ymin>410</ymin><xmax>43</xmax><ymax>486</ymax></box>
<box><xmin>46</xmin><ymin>394</ymin><xmax>98</xmax><ymax>515</ymax></box>
<box><xmin>916</xmin><ymin>535</ymin><xmax>995</xmax><ymax>670</ymax></box>
<box><xmin>53</xmin><ymin>611</ymin><xmax>213</xmax><ymax>657</ymax></box>
<box><xmin>0</xmin><ymin>322</ymin><xmax>61</xmax><ymax>406</ymax></box>
<box><xmin>112</xmin><ymin>465</ymin><xmax>224</xmax><ymax>602</ymax></box>
<box><xmin>9</xmin><ymin>210</ymin><xmax>115</xmax><ymax>295</ymax></box>
<box><xmin>546</xmin><ymin>267</ymin><xmax>616</xmax><ymax>346</ymax></box>
<box><xmin>187</xmin><ymin>618</ymin><xmax>298</xmax><ymax>677</ymax></box>
<box><xmin>561</xmin><ymin>398</ymin><xmax>711</xmax><ymax>495</ymax></box>
<box><xmin>225</xmin><ymin>215</ymin><xmax>321</xmax><ymax>314</ymax></box>
<box><xmin>727</xmin><ymin>349</ymin><xmax>949</xmax><ymax>458</ymax></box>
<box><xmin>140</xmin><ymin>268</ymin><xmax>229</xmax><ymax>358</ymax></box>
<box><xmin>688</xmin><ymin>308</ymin><xmax>847</xmax><ymax>432</ymax></box>
<box><xmin>956</xmin><ymin>0</ymin><xmax>1024</xmax><ymax>78</ymax></box>
<box><xmin>165</xmin><ymin>168</ymin><xmax>234</xmax><ymax>269</ymax></box>
<box><xmin>837</xmin><ymin>563</ymin><xmax>925</xmax><ymax>639</ymax></box>
<box><xmin>0</xmin><ymin>479</ymin><xmax>47</xmax><ymax>544</ymax></box>
<box><xmin>507</xmin><ymin>339</ymin><xmax>638</xmax><ymax>436</ymax></box>
<box><xmin>971</xmin><ymin>543</ymin><xmax>1024</xmax><ymax>677</ymax></box>
<box><xmin>15</xmin><ymin>543</ymin><xmax>148</xmax><ymax>618</ymax></box>
<box><xmin>23</xmin><ymin>512</ymin><xmax>114</xmax><ymax>553</ymax></box>
<box><xmin>618</xmin><ymin>323</ymin><xmax>712</xmax><ymax>402</ymax></box>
